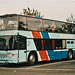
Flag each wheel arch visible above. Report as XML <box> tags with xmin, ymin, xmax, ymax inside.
<box><xmin>28</xmin><ymin>51</ymin><xmax>38</xmax><ymax>63</ymax></box>
<box><xmin>68</xmin><ymin>49</ymin><xmax>73</xmax><ymax>53</ymax></box>
<box><xmin>67</xmin><ymin>49</ymin><xmax>73</xmax><ymax>59</ymax></box>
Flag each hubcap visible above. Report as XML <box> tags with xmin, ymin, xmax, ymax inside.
<box><xmin>69</xmin><ymin>52</ymin><xmax>72</xmax><ymax>59</ymax></box>
<box><xmin>30</xmin><ymin>55</ymin><xmax>35</xmax><ymax>63</ymax></box>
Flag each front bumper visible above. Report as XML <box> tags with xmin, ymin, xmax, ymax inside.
<box><xmin>0</xmin><ymin>60</ymin><xmax>18</xmax><ymax>64</ymax></box>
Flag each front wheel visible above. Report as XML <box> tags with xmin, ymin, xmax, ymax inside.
<box><xmin>28</xmin><ymin>53</ymin><xmax>37</xmax><ymax>65</ymax></box>
<box><xmin>68</xmin><ymin>50</ymin><xmax>73</xmax><ymax>60</ymax></box>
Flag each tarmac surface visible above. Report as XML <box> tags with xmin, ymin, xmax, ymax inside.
<box><xmin>0</xmin><ymin>59</ymin><xmax>75</xmax><ymax>75</ymax></box>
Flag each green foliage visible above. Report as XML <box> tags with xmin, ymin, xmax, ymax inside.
<box><xmin>66</xmin><ymin>14</ymin><xmax>75</xmax><ymax>23</ymax></box>
<box><xmin>23</xmin><ymin>7</ymin><xmax>44</xmax><ymax>17</ymax></box>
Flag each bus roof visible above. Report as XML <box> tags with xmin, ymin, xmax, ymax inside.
<box><xmin>0</xmin><ymin>14</ymin><xmax>75</xmax><ymax>24</ymax></box>
<box><xmin>0</xmin><ymin>14</ymin><xmax>18</xmax><ymax>18</ymax></box>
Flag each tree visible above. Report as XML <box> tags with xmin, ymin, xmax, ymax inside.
<box><xmin>66</xmin><ymin>14</ymin><xmax>75</xmax><ymax>23</ymax></box>
<box><xmin>23</xmin><ymin>7</ymin><xmax>44</xmax><ymax>17</ymax></box>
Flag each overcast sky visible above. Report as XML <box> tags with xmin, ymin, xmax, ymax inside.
<box><xmin>0</xmin><ymin>0</ymin><xmax>75</xmax><ymax>21</ymax></box>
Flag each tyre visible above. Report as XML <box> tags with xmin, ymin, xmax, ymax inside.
<box><xmin>68</xmin><ymin>50</ymin><xmax>73</xmax><ymax>60</ymax></box>
<box><xmin>28</xmin><ymin>53</ymin><xmax>37</xmax><ymax>65</ymax></box>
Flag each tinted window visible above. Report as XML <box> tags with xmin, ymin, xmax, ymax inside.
<box><xmin>72</xmin><ymin>24</ymin><xmax>75</xmax><ymax>34</ymax></box>
<box><xmin>55</xmin><ymin>22</ymin><xmax>62</xmax><ymax>33</ymax></box>
<box><xmin>43</xmin><ymin>20</ymin><xmax>52</xmax><ymax>32</ymax></box>
<box><xmin>9</xmin><ymin>36</ymin><xmax>17</xmax><ymax>50</ymax></box>
<box><xmin>0</xmin><ymin>38</ymin><xmax>6</xmax><ymax>49</ymax></box>
<box><xmin>34</xmin><ymin>39</ymin><xmax>52</xmax><ymax>50</ymax></box>
<box><xmin>62</xmin><ymin>23</ymin><xmax>68</xmax><ymax>33</ymax></box>
<box><xmin>0</xmin><ymin>19</ymin><xmax>4</xmax><ymax>30</ymax></box>
<box><xmin>19</xmin><ymin>16</ymin><xmax>28</xmax><ymax>30</ymax></box>
<box><xmin>18</xmin><ymin>36</ymin><xmax>26</xmax><ymax>49</ymax></box>
<box><xmin>55</xmin><ymin>39</ymin><xmax>62</xmax><ymax>49</ymax></box>
<box><xmin>67</xmin><ymin>24</ymin><xmax>73</xmax><ymax>34</ymax></box>
<box><xmin>34</xmin><ymin>39</ymin><xmax>42</xmax><ymax>50</ymax></box>
<box><xmin>6</xmin><ymin>16</ymin><xmax>18</xmax><ymax>30</ymax></box>
<box><xmin>44</xmin><ymin>39</ymin><xmax>52</xmax><ymax>50</ymax></box>
<box><xmin>54</xmin><ymin>22</ymin><xmax>68</xmax><ymax>33</ymax></box>
<box><xmin>27</xmin><ymin>17</ymin><xmax>42</xmax><ymax>31</ymax></box>
<box><xmin>0</xmin><ymin>36</ymin><xmax>17</xmax><ymax>50</ymax></box>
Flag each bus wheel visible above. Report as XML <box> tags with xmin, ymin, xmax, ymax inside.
<box><xmin>68</xmin><ymin>50</ymin><xmax>73</xmax><ymax>60</ymax></box>
<box><xmin>28</xmin><ymin>53</ymin><xmax>37</xmax><ymax>65</ymax></box>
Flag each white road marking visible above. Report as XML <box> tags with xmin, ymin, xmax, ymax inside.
<box><xmin>29</xmin><ymin>68</ymin><xmax>75</xmax><ymax>71</ymax></box>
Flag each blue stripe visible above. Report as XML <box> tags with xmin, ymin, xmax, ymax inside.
<box><xmin>47</xmin><ymin>50</ymin><xmax>68</xmax><ymax>60</ymax></box>
<box><xmin>47</xmin><ymin>50</ymin><xmax>55</xmax><ymax>60</ymax></box>
<box><xmin>41</xmin><ymin>32</ymin><xmax>49</xmax><ymax>39</ymax></box>
<box><xmin>73</xmin><ymin>50</ymin><xmax>75</xmax><ymax>57</ymax></box>
<box><xmin>62</xmin><ymin>51</ymin><xmax>68</xmax><ymax>59</ymax></box>
<box><xmin>56</xmin><ymin>51</ymin><xmax>62</xmax><ymax>60</ymax></box>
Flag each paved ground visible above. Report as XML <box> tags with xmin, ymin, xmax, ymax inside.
<box><xmin>0</xmin><ymin>59</ymin><xmax>75</xmax><ymax>75</ymax></box>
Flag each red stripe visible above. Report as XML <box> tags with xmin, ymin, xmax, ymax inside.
<box><xmin>32</xmin><ymin>31</ymin><xmax>42</xmax><ymax>38</ymax></box>
<box><xmin>32</xmin><ymin>31</ymin><xmax>49</xmax><ymax>61</ymax></box>
<box><xmin>38</xmin><ymin>51</ymin><xmax>49</xmax><ymax>61</ymax></box>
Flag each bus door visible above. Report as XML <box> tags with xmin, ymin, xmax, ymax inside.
<box><xmin>18</xmin><ymin>35</ymin><xmax>27</xmax><ymax>63</ymax></box>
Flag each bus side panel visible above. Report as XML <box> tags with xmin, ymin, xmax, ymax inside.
<box><xmin>73</xmin><ymin>49</ymin><xmax>75</xmax><ymax>57</ymax></box>
<box><xmin>62</xmin><ymin>50</ymin><xmax>68</xmax><ymax>59</ymax></box>
<box><xmin>19</xmin><ymin>50</ymin><xmax>27</xmax><ymax>63</ymax></box>
<box><xmin>47</xmin><ymin>50</ymin><xmax>55</xmax><ymax>60</ymax></box>
<box><xmin>36</xmin><ymin>51</ymin><xmax>41</xmax><ymax>61</ymax></box>
<box><xmin>55</xmin><ymin>50</ymin><xmax>62</xmax><ymax>60</ymax></box>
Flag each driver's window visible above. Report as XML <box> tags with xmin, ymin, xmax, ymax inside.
<box><xmin>18</xmin><ymin>36</ymin><xmax>26</xmax><ymax>50</ymax></box>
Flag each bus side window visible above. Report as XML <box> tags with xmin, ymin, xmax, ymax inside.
<box><xmin>67</xmin><ymin>24</ymin><xmax>73</xmax><ymax>34</ymax></box>
<box><xmin>72</xmin><ymin>24</ymin><xmax>75</xmax><ymax>34</ymax></box>
<box><xmin>44</xmin><ymin>39</ymin><xmax>52</xmax><ymax>50</ymax></box>
<box><xmin>43</xmin><ymin>20</ymin><xmax>52</xmax><ymax>32</ymax></box>
<box><xmin>19</xmin><ymin>21</ymin><xmax>27</xmax><ymax>30</ymax></box>
<box><xmin>55</xmin><ymin>39</ymin><xmax>62</xmax><ymax>49</ymax></box>
<box><xmin>55</xmin><ymin>22</ymin><xmax>63</xmax><ymax>33</ymax></box>
<box><xmin>34</xmin><ymin>39</ymin><xmax>42</xmax><ymax>50</ymax></box>
<box><xmin>0</xmin><ymin>38</ymin><xmax>6</xmax><ymax>49</ymax></box>
<box><xmin>19</xmin><ymin>16</ymin><xmax>28</xmax><ymax>30</ymax></box>
<box><xmin>27</xmin><ymin>17</ymin><xmax>42</xmax><ymax>31</ymax></box>
<box><xmin>9</xmin><ymin>36</ymin><xmax>17</xmax><ymax>50</ymax></box>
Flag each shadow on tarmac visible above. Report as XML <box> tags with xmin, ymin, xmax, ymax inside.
<box><xmin>0</xmin><ymin>58</ymin><xmax>75</xmax><ymax>68</ymax></box>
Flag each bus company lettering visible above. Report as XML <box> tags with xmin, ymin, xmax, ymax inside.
<box><xmin>60</xmin><ymin>34</ymin><xmax>74</xmax><ymax>39</ymax></box>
